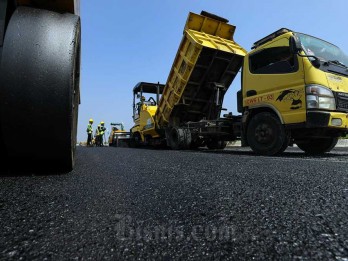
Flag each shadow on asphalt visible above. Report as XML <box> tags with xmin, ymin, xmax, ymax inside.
<box><xmin>0</xmin><ymin>157</ymin><xmax>71</xmax><ymax>177</ymax></box>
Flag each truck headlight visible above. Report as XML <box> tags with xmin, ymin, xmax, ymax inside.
<box><xmin>306</xmin><ymin>85</ymin><xmax>335</xmax><ymax>110</ymax></box>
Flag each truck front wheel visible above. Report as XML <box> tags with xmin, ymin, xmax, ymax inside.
<box><xmin>0</xmin><ymin>7</ymin><xmax>81</xmax><ymax>171</ymax></box>
<box><xmin>247</xmin><ymin>112</ymin><xmax>289</xmax><ymax>156</ymax></box>
<box><xmin>296</xmin><ymin>137</ymin><xmax>338</xmax><ymax>154</ymax></box>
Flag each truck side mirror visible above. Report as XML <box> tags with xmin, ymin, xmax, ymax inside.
<box><xmin>311</xmin><ymin>58</ymin><xmax>321</xmax><ymax>68</ymax></box>
<box><xmin>289</xmin><ymin>36</ymin><xmax>302</xmax><ymax>54</ymax></box>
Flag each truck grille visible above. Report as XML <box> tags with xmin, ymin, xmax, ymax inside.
<box><xmin>336</xmin><ymin>92</ymin><xmax>348</xmax><ymax>111</ymax></box>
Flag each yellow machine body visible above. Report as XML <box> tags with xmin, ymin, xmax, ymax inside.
<box><xmin>130</xmin><ymin>82</ymin><xmax>165</xmax><ymax>145</ymax></box>
<box><xmin>131</xmin><ymin>103</ymin><xmax>161</xmax><ymax>141</ymax></box>
<box><xmin>108</xmin><ymin>123</ymin><xmax>130</xmax><ymax>147</ymax></box>
<box><xmin>156</xmin><ymin>12</ymin><xmax>247</xmax><ymax>127</ymax></box>
<box><xmin>131</xmin><ymin>12</ymin><xmax>246</xmax><ymax>144</ymax></box>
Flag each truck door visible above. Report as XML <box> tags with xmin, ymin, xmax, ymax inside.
<box><xmin>243</xmin><ymin>37</ymin><xmax>306</xmax><ymax>124</ymax></box>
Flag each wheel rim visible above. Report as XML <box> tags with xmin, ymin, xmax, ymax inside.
<box><xmin>254</xmin><ymin>123</ymin><xmax>274</xmax><ymax>144</ymax></box>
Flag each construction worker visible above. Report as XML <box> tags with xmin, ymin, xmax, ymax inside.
<box><xmin>86</xmin><ymin>119</ymin><xmax>94</xmax><ymax>146</ymax></box>
<box><xmin>100</xmin><ymin>121</ymin><xmax>106</xmax><ymax>146</ymax></box>
<box><xmin>95</xmin><ymin>125</ymin><xmax>101</xmax><ymax>147</ymax></box>
<box><xmin>136</xmin><ymin>96</ymin><xmax>146</xmax><ymax>116</ymax></box>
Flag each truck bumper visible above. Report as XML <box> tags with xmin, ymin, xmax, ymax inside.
<box><xmin>307</xmin><ymin>111</ymin><xmax>348</xmax><ymax>130</ymax></box>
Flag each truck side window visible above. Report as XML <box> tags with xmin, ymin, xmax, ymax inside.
<box><xmin>249</xmin><ymin>47</ymin><xmax>298</xmax><ymax>74</ymax></box>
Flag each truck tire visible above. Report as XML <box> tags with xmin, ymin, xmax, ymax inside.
<box><xmin>169</xmin><ymin>127</ymin><xmax>191</xmax><ymax>150</ymax></box>
<box><xmin>0</xmin><ymin>7</ymin><xmax>81</xmax><ymax>171</ymax></box>
<box><xmin>207</xmin><ymin>140</ymin><xmax>227</xmax><ymax>150</ymax></box>
<box><xmin>296</xmin><ymin>137</ymin><xmax>338</xmax><ymax>155</ymax></box>
<box><xmin>247</xmin><ymin>112</ymin><xmax>289</xmax><ymax>156</ymax></box>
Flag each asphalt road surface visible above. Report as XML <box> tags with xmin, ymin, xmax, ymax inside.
<box><xmin>1</xmin><ymin>146</ymin><xmax>348</xmax><ymax>260</ymax></box>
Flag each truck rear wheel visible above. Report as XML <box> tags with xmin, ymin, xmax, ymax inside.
<box><xmin>0</xmin><ymin>7</ymin><xmax>81</xmax><ymax>171</ymax></box>
<box><xmin>169</xmin><ymin>127</ymin><xmax>191</xmax><ymax>150</ymax></box>
<box><xmin>247</xmin><ymin>112</ymin><xmax>289</xmax><ymax>156</ymax></box>
<box><xmin>296</xmin><ymin>137</ymin><xmax>338</xmax><ymax>154</ymax></box>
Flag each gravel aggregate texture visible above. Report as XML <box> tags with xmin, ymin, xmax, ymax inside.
<box><xmin>1</xmin><ymin>146</ymin><xmax>348</xmax><ymax>260</ymax></box>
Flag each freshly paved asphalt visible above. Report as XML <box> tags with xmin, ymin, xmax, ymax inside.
<box><xmin>1</xmin><ymin>146</ymin><xmax>348</xmax><ymax>260</ymax></box>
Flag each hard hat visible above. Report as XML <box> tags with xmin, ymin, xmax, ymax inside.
<box><xmin>98</xmin><ymin>125</ymin><xmax>101</xmax><ymax>128</ymax></box>
<box><xmin>101</xmin><ymin>121</ymin><xmax>105</xmax><ymax>125</ymax></box>
<box><xmin>89</xmin><ymin>118</ymin><xmax>94</xmax><ymax>123</ymax></box>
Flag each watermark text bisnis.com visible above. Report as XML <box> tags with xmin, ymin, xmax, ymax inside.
<box><xmin>114</xmin><ymin>215</ymin><xmax>235</xmax><ymax>242</ymax></box>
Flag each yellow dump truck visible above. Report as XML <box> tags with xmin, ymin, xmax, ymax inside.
<box><xmin>131</xmin><ymin>11</ymin><xmax>348</xmax><ymax>155</ymax></box>
<box><xmin>0</xmin><ymin>0</ymin><xmax>81</xmax><ymax>170</ymax></box>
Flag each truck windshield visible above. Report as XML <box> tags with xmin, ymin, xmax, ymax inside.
<box><xmin>296</xmin><ymin>33</ymin><xmax>348</xmax><ymax>68</ymax></box>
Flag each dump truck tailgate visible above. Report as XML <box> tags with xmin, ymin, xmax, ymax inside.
<box><xmin>156</xmin><ymin>12</ymin><xmax>247</xmax><ymax>127</ymax></box>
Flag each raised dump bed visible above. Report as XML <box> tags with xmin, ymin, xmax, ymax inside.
<box><xmin>156</xmin><ymin>11</ymin><xmax>247</xmax><ymax>127</ymax></box>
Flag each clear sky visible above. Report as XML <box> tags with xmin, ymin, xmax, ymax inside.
<box><xmin>77</xmin><ymin>0</ymin><xmax>348</xmax><ymax>141</ymax></box>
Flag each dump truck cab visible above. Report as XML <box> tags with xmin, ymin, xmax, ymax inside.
<box><xmin>242</xmin><ymin>28</ymin><xmax>348</xmax><ymax>154</ymax></box>
<box><xmin>130</xmin><ymin>82</ymin><xmax>165</xmax><ymax>146</ymax></box>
